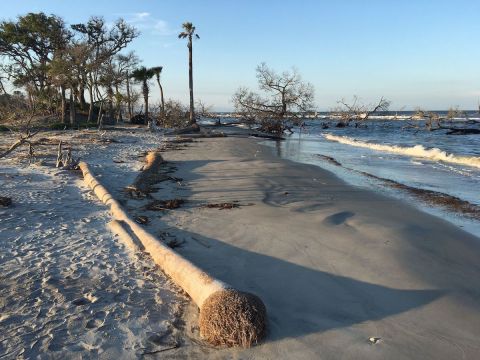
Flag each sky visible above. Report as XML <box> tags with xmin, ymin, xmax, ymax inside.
<box><xmin>2</xmin><ymin>0</ymin><xmax>480</xmax><ymax>111</ymax></box>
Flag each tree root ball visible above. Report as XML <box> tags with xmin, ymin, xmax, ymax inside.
<box><xmin>199</xmin><ymin>289</ymin><xmax>267</xmax><ymax>348</ymax></box>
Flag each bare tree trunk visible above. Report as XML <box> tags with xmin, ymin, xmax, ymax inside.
<box><xmin>0</xmin><ymin>77</ymin><xmax>6</xmax><ymax>95</ymax></box>
<box><xmin>60</xmin><ymin>85</ymin><xmax>67</xmax><ymax>124</ymax></box>
<box><xmin>188</xmin><ymin>39</ymin><xmax>195</xmax><ymax>124</ymax></box>
<box><xmin>145</xmin><ymin>93</ymin><xmax>149</xmax><ymax>127</ymax></box>
<box><xmin>156</xmin><ymin>78</ymin><xmax>165</xmax><ymax>116</ymax></box>
<box><xmin>114</xmin><ymin>84</ymin><xmax>121</xmax><ymax>123</ymax></box>
<box><xmin>87</xmin><ymin>84</ymin><xmax>94</xmax><ymax>123</ymax></box>
<box><xmin>56</xmin><ymin>141</ymin><xmax>63</xmax><ymax>167</ymax></box>
<box><xmin>78</xmin><ymin>81</ymin><xmax>86</xmax><ymax>110</ymax></box>
<box><xmin>107</xmin><ymin>86</ymin><xmax>114</xmax><ymax>122</ymax></box>
<box><xmin>72</xmin><ymin>86</ymin><xmax>79</xmax><ymax>110</ymax></box>
<box><xmin>126</xmin><ymin>70</ymin><xmax>132</xmax><ymax>121</ymax></box>
<box><xmin>97</xmin><ymin>100</ymin><xmax>104</xmax><ymax>125</ymax></box>
<box><xmin>69</xmin><ymin>91</ymin><xmax>76</xmax><ymax>127</ymax></box>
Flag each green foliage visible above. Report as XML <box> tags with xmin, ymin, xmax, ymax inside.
<box><xmin>0</xmin><ymin>12</ymin><xmax>71</xmax><ymax>91</ymax></box>
<box><xmin>131</xmin><ymin>66</ymin><xmax>155</xmax><ymax>113</ymax></box>
<box><xmin>130</xmin><ymin>66</ymin><xmax>155</xmax><ymax>82</ymax></box>
<box><xmin>178</xmin><ymin>22</ymin><xmax>200</xmax><ymax>40</ymax></box>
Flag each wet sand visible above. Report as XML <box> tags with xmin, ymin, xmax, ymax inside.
<box><xmin>146</xmin><ymin>136</ymin><xmax>480</xmax><ymax>359</ymax></box>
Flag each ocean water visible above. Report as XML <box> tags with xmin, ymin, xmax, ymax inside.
<box><xmin>260</xmin><ymin>117</ymin><xmax>480</xmax><ymax>237</ymax></box>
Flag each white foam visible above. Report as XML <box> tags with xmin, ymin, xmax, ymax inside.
<box><xmin>324</xmin><ymin>134</ymin><xmax>480</xmax><ymax>169</ymax></box>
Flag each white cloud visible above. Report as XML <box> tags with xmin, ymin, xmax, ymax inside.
<box><xmin>135</xmin><ymin>12</ymin><xmax>150</xmax><ymax>20</ymax></box>
<box><xmin>153</xmin><ymin>20</ymin><xmax>174</xmax><ymax>36</ymax></box>
<box><xmin>123</xmin><ymin>12</ymin><xmax>175</xmax><ymax>36</ymax></box>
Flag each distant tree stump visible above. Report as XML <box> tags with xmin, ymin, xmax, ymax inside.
<box><xmin>0</xmin><ymin>196</ymin><xmax>12</xmax><ymax>207</ymax></box>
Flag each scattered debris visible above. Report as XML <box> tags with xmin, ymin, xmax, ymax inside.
<box><xmin>169</xmin><ymin>137</ymin><xmax>194</xmax><ymax>144</ymax></box>
<box><xmin>368</xmin><ymin>337</ymin><xmax>382</xmax><ymax>345</ymax></box>
<box><xmin>166</xmin><ymin>238</ymin><xmax>186</xmax><ymax>249</ymax></box>
<box><xmin>359</xmin><ymin>170</ymin><xmax>480</xmax><ymax>220</ymax></box>
<box><xmin>0</xmin><ymin>196</ymin><xmax>12</xmax><ymax>207</ymax></box>
<box><xmin>203</xmin><ymin>202</ymin><xmax>240</xmax><ymax>210</ymax></box>
<box><xmin>141</xmin><ymin>344</ymin><xmax>179</xmax><ymax>355</ymax></box>
<box><xmin>316</xmin><ymin>154</ymin><xmax>342</xmax><ymax>166</ymax></box>
<box><xmin>135</xmin><ymin>215</ymin><xmax>149</xmax><ymax>225</ymax></box>
<box><xmin>146</xmin><ymin>199</ymin><xmax>184</xmax><ymax>211</ymax></box>
<box><xmin>125</xmin><ymin>188</ymin><xmax>148</xmax><ymax>199</ymax></box>
<box><xmin>248</xmin><ymin>132</ymin><xmax>285</xmax><ymax>140</ymax></box>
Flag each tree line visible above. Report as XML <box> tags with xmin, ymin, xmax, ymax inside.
<box><xmin>0</xmin><ymin>13</ymin><xmax>200</xmax><ymax>130</ymax></box>
<box><xmin>1</xmin><ymin>12</ymin><xmax>476</xmax><ymax>136</ymax></box>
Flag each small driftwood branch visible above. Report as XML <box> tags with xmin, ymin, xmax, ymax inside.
<box><xmin>56</xmin><ymin>140</ymin><xmax>80</xmax><ymax>170</ymax></box>
<box><xmin>0</xmin><ymin>130</ymin><xmax>40</xmax><ymax>160</ymax></box>
<box><xmin>56</xmin><ymin>141</ymin><xmax>63</xmax><ymax>167</ymax></box>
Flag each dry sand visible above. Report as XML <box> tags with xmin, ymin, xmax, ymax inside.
<box><xmin>1</xmin><ymin>129</ymin><xmax>480</xmax><ymax>359</ymax></box>
<box><xmin>0</xmin><ymin>130</ymin><xmax>186</xmax><ymax>358</ymax></box>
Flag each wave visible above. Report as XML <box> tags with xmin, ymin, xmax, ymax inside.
<box><xmin>315</xmin><ymin>153</ymin><xmax>480</xmax><ymax>219</ymax></box>
<box><xmin>324</xmin><ymin>134</ymin><xmax>480</xmax><ymax>169</ymax></box>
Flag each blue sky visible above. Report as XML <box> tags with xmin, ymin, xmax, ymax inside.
<box><xmin>2</xmin><ymin>0</ymin><xmax>480</xmax><ymax>111</ymax></box>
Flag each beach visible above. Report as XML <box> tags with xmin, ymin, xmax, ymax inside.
<box><xmin>1</xmin><ymin>130</ymin><xmax>480</xmax><ymax>358</ymax></box>
<box><xmin>151</xmin><ymin>135</ymin><xmax>480</xmax><ymax>359</ymax></box>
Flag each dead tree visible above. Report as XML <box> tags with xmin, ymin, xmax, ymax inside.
<box><xmin>332</xmin><ymin>96</ymin><xmax>390</xmax><ymax>127</ymax></box>
<box><xmin>403</xmin><ymin>108</ymin><xmax>480</xmax><ymax>135</ymax></box>
<box><xmin>233</xmin><ymin>63</ymin><xmax>315</xmax><ymax>134</ymax></box>
<box><xmin>196</xmin><ymin>100</ymin><xmax>221</xmax><ymax>125</ymax></box>
<box><xmin>0</xmin><ymin>108</ymin><xmax>40</xmax><ymax>160</ymax></box>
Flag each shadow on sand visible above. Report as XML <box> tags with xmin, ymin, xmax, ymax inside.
<box><xmin>140</xmin><ymin>158</ymin><xmax>444</xmax><ymax>343</ymax></box>
<box><xmin>168</xmin><ymin>227</ymin><xmax>444</xmax><ymax>342</ymax></box>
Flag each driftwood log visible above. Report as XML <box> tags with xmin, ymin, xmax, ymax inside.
<box><xmin>127</xmin><ymin>151</ymin><xmax>166</xmax><ymax>194</ymax></box>
<box><xmin>79</xmin><ymin>162</ymin><xmax>266</xmax><ymax>347</ymax></box>
<box><xmin>170</xmin><ymin>123</ymin><xmax>201</xmax><ymax>135</ymax></box>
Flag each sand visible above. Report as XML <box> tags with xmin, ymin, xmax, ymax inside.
<box><xmin>0</xmin><ymin>129</ymin><xmax>186</xmax><ymax>358</ymax></box>
<box><xmin>144</xmin><ymin>136</ymin><xmax>480</xmax><ymax>359</ymax></box>
<box><xmin>1</xmin><ymin>128</ymin><xmax>480</xmax><ymax>359</ymax></box>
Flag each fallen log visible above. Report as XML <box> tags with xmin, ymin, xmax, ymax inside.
<box><xmin>127</xmin><ymin>151</ymin><xmax>166</xmax><ymax>194</ymax></box>
<box><xmin>78</xmin><ymin>161</ymin><xmax>266</xmax><ymax>347</ymax></box>
<box><xmin>176</xmin><ymin>132</ymin><xmax>227</xmax><ymax>139</ymax></box>
<box><xmin>170</xmin><ymin>123</ymin><xmax>201</xmax><ymax>135</ymax></box>
<box><xmin>247</xmin><ymin>132</ymin><xmax>285</xmax><ymax>140</ymax></box>
<box><xmin>446</xmin><ymin>128</ymin><xmax>480</xmax><ymax>135</ymax></box>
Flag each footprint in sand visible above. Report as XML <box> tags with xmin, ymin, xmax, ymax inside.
<box><xmin>71</xmin><ymin>292</ymin><xmax>98</xmax><ymax>306</ymax></box>
<box><xmin>86</xmin><ymin>311</ymin><xmax>107</xmax><ymax>329</ymax></box>
<box><xmin>323</xmin><ymin>211</ymin><xmax>355</xmax><ymax>226</ymax></box>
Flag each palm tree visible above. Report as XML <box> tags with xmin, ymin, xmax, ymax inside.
<box><xmin>178</xmin><ymin>22</ymin><xmax>200</xmax><ymax>125</ymax></box>
<box><xmin>151</xmin><ymin>66</ymin><xmax>165</xmax><ymax>117</ymax></box>
<box><xmin>131</xmin><ymin>66</ymin><xmax>155</xmax><ymax>128</ymax></box>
